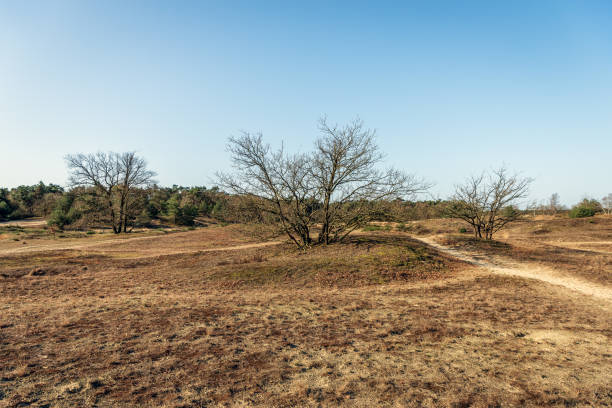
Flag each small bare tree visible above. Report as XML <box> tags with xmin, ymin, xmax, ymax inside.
<box><xmin>446</xmin><ymin>167</ymin><xmax>532</xmax><ymax>239</ymax></box>
<box><xmin>602</xmin><ymin>193</ymin><xmax>612</xmax><ymax>215</ymax></box>
<box><xmin>313</xmin><ymin>117</ymin><xmax>429</xmax><ymax>244</ymax></box>
<box><xmin>548</xmin><ymin>193</ymin><xmax>561</xmax><ymax>215</ymax></box>
<box><xmin>66</xmin><ymin>152</ymin><xmax>156</xmax><ymax>233</ymax></box>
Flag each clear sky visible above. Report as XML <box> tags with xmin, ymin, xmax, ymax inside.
<box><xmin>1</xmin><ymin>1</ymin><xmax>611</xmax><ymax>206</ymax></box>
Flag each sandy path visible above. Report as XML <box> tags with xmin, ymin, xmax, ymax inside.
<box><xmin>0</xmin><ymin>219</ymin><xmax>47</xmax><ymax>227</ymax></box>
<box><xmin>0</xmin><ymin>234</ymin><xmax>171</xmax><ymax>255</ymax></box>
<box><xmin>415</xmin><ymin>236</ymin><xmax>612</xmax><ymax>303</ymax></box>
<box><xmin>0</xmin><ymin>233</ymin><xmax>282</xmax><ymax>256</ymax></box>
<box><xmin>148</xmin><ymin>241</ymin><xmax>283</xmax><ymax>257</ymax></box>
<box><xmin>543</xmin><ymin>241</ymin><xmax>612</xmax><ymax>254</ymax></box>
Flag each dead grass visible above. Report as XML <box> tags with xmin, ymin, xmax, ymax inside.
<box><xmin>0</xmin><ymin>221</ymin><xmax>610</xmax><ymax>407</ymax></box>
<box><xmin>435</xmin><ymin>217</ymin><xmax>612</xmax><ymax>285</ymax></box>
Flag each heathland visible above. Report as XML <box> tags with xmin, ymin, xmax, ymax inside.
<box><xmin>1</xmin><ymin>215</ymin><xmax>610</xmax><ymax>407</ymax></box>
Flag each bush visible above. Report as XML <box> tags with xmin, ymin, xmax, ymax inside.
<box><xmin>48</xmin><ymin>194</ymin><xmax>80</xmax><ymax>229</ymax></box>
<box><xmin>569</xmin><ymin>199</ymin><xmax>601</xmax><ymax>218</ymax></box>
<box><xmin>0</xmin><ymin>200</ymin><xmax>12</xmax><ymax>219</ymax></box>
<box><xmin>396</xmin><ymin>223</ymin><xmax>410</xmax><ymax>232</ymax></box>
<box><xmin>569</xmin><ymin>207</ymin><xmax>595</xmax><ymax>218</ymax></box>
<box><xmin>174</xmin><ymin>205</ymin><xmax>199</xmax><ymax>226</ymax></box>
<box><xmin>7</xmin><ymin>207</ymin><xmax>27</xmax><ymax>220</ymax></box>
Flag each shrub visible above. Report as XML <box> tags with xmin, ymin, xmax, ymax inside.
<box><xmin>174</xmin><ymin>205</ymin><xmax>199</xmax><ymax>226</ymax></box>
<box><xmin>396</xmin><ymin>223</ymin><xmax>410</xmax><ymax>232</ymax></box>
<box><xmin>459</xmin><ymin>227</ymin><xmax>467</xmax><ymax>233</ymax></box>
<box><xmin>134</xmin><ymin>211</ymin><xmax>153</xmax><ymax>227</ymax></box>
<box><xmin>0</xmin><ymin>200</ymin><xmax>12</xmax><ymax>219</ymax></box>
<box><xmin>569</xmin><ymin>207</ymin><xmax>595</xmax><ymax>218</ymax></box>
<box><xmin>48</xmin><ymin>194</ymin><xmax>80</xmax><ymax>229</ymax></box>
<box><xmin>7</xmin><ymin>207</ymin><xmax>27</xmax><ymax>220</ymax></box>
<box><xmin>569</xmin><ymin>199</ymin><xmax>601</xmax><ymax>218</ymax></box>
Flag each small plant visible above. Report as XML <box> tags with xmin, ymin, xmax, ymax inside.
<box><xmin>86</xmin><ymin>230</ymin><xmax>95</xmax><ymax>235</ymax></box>
<box><xmin>396</xmin><ymin>223</ymin><xmax>410</xmax><ymax>232</ymax></box>
<box><xmin>459</xmin><ymin>227</ymin><xmax>467</xmax><ymax>233</ymax></box>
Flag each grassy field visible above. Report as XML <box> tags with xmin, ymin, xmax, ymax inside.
<box><xmin>0</xmin><ymin>218</ymin><xmax>610</xmax><ymax>407</ymax></box>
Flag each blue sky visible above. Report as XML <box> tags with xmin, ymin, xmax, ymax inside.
<box><xmin>1</xmin><ymin>1</ymin><xmax>611</xmax><ymax>206</ymax></box>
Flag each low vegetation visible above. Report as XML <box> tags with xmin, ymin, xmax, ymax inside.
<box><xmin>569</xmin><ymin>198</ymin><xmax>603</xmax><ymax>218</ymax></box>
<box><xmin>0</xmin><ymin>218</ymin><xmax>610</xmax><ymax>407</ymax></box>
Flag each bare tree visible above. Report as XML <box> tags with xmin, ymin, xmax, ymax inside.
<box><xmin>526</xmin><ymin>199</ymin><xmax>539</xmax><ymax>217</ymax></box>
<box><xmin>312</xmin><ymin>117</ymin><xmax>429</xmax><ymax>244</ymax></box>
<box><xmin>218</xmin><ymin>118</ymin><xmax>429</xmax><ymax>248</ymax></box>
<box><xmin>602</xmin><ymin>193</ymin><xmax>612</xmax><ymax>215</ymax></box>
<box><xmin>117</xmin><ymin>152</ymin><xmax>157</xmax><ymax>232</ymax></box>
<box><xmin>66</xmin><ymin>152</ymin><xmax>156</xmax><ymax>233</ymax></box>
<box><xmin>446</xmin><ymin>167</ymin><xmax>532</xmax><ymax>239</ymax></box>
<box><xmin>217</xmin><ymin>133</ymin><xmax>318</xmax><ymax>249</ymax></box>
<box><xmin>548</xmin><ymin>193</ymin><xmax>561</xmax><ymax>215</ymax></box>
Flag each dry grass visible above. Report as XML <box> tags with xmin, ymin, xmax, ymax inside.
<box><xmin>0</xmin><ymin>222</ymin><xmax>611</xmax><ymax>407</ymax></box>
<box><xmin>432</xmin><ymin>216</ymin><xmax>612</xmax><ymax>285</ymax></box>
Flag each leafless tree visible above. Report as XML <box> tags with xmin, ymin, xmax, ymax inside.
<box><xmin>66</xmin><ymin>152</ymin><xmax>156</xmax><ymax>233</ymax></box>
<box><xmin>116</xmin><ymin>152</ymin><xmax>157</xmax><ymax>232</ymax></box>
<box><xmin>548</xmin><ymin>193</ymin><xmax>561</xmax><ymax>215</ymax></box>
<box><xmin>218</xmin><ymin>118</ymin><xmax>429</xmax><ymax>248</ymax></box>
<box><xmin>217</xmin><ymin>133</ymin><xmax>318</xmax><ymax>249</ymax></box>
<box><xmin>312</xmin><ymin>117</ymin><xmax>429</xmax><ymax>244</ymax></box>
<box><xmin>446</xmin><ymin>167</ymin><xmax>532</xmax><ymax>239</ymax></box>
<box><xmin>526</xmin><ymin>200</ymin><xmax>539</xmax><ymax>217</ymax></box>
<box><xmin>602</xmin><ymin>193</ymin><xmax>612</xmax><ymax>215</ymax></box>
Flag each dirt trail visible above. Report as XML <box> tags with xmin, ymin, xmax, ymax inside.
<box><xmin>154</xmin><ymin>241</ymin><xmax>283</xmax><ymax>257</ymax></box>
<box><xmin>0</xmin><ymin>233</ymin><xmax>282</xmax><ymax>256</ymax></box>
<box><xmin>0</xmin><ymin>219</ymin><xmax>47</xmax><ymax>227</ymax></box>
<box><xmin>0</xmin><ymin>234</ymin><xmax>170</xmax><ymax>255</ymax></box>
<box><xmin>415</xmin><ymin>236</ymin><xmax>612</xmax><ymax>303</ymax></box>
<box><xmin>543</xmin><ymin>241</ymin><xmax>612</xmax><ymax>254</ymax></box>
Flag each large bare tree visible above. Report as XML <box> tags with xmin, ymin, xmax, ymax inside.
<box><xmin>218</xmin><ymin>118</ymin><xmax>429</xmax><ymax>248</ymax></box>
<box><xmin>217</xmin><ymin>133</ymin><xmax>318</xmax><ymax>249</ymax></box>
<box><xmin>312</xmin><ymin>117</ymin><xmax>429</xmax><ymax>244</ymax></box>
<box><xmin>66</xmin><ymin>152</ymin><xmax>156</xmax><ymax>233</ymax></box>
<box><xmin>446</xmin><ymin>167</ymin><xmax>532</xmax><ymax>239</ymax></box>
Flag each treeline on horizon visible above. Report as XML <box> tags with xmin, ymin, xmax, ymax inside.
<box><xmin>0</xmin><ymin>181</ymin><xmax>453</xmax><ymax>228</ymax></box>
<box><xmin>0</xmin><ymin>182</ymin><xmax>229</xmax><ymax>229</ymax></box>
<box><xmin>0</xmin><ymin>181</ymin><xmax>608</xmax><ymax>230</ymax></box>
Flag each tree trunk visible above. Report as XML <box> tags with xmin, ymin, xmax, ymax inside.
<box><xmin>107</xmin><ymin>193</ymin><xmax>119</xmax><ymax>234</ymax></box>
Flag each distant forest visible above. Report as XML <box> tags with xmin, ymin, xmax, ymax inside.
<box><xmin>2</xmin><ymin>181</ymin><xmax>606</xmax><ymax>232</ymax></box>
<box><xmin>0</xmin><ymin>181</ymin><xmax>451</xmax><ymax>229</ymax></box>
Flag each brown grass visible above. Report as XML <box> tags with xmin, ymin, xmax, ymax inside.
<box><xmin>433</xmin><ymin>216</ymin><xmax>612</xmax><ymax>285</ymax></box>
<box><xmin>0</xmin><ymin>222</ymin><xmax>610</xmax><ymax>407</ymax></box>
